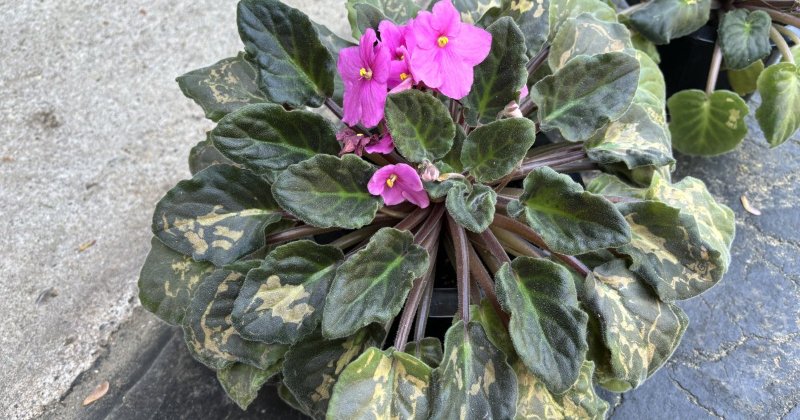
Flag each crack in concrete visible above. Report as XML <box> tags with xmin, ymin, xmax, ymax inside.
<box><xmin>667</xmin><ymin>371</ymin><xmax>725</xmax><ymax>420</ymax></box>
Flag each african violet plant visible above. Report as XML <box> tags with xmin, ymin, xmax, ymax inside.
<box><xmin>621</xmin><ymin>0</ymin><xmax>800</xmax><ymax>154</ymax></box>
<box><xmin>138</xmin><ymin>0</ymin><xmax>736</xmax><ymax>417</ymax></box>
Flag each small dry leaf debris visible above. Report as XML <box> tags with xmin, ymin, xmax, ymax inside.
<box><xmin>740</xmin><ymin>195</ymin><xmax>762</xmax><ymax>216</ymax></box>
<box><xmin>82</xmin><ymin>380</ymin><xmax>109</xmax><ymax>406</ymax></box>
<box><xmin>77</xmin><ymin>240</ymin><xmax>97</xmax><ymax>252</ymax></box>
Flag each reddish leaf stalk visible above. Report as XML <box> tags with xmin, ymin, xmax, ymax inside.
<box><xmin>446</xmin><ymin>213</ymin><xmax>471</xmax><ymax>326</ymax></box>
<box><xmin>467</xmin><ymin>243</ymin><xmax>509</xmax><ymax>328</ymax></box>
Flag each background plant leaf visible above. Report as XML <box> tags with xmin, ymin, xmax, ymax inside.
<box><xmin>514</xmin><ymin>359</ymin><xmax>608</xmax><ymax>419</ymax></box>
<box><xmin>461</xmin><ymin>118</ymin><xmax>537</xmax><ymax>182</ymax></box>
<box><xmin>385</xmin><ymin>90</ymin><xmax>456</xmax><ymax>163</ymax></box>
<box><xmin>495</xmin><ymin>257</ymin><xmax>588</xmax><ymax>394</ymax></box>
<box><xmin>272</xmin><ymin>154</ymin><xmax>381</xmax><ymax>229</ymax></box>
<box><xmin>238</xmin><ymin>0</ymin><xmax>335</xmax><ymax>107</ymax></box>
<box><xmin>446</xmin><ymin>183</ymin><xmax>497</xmax><ymax>233</ymax></box>
<box><xmin>718</xmin><ymin>9</ymin><xmax>772</xmax><ymax>70</ymax></box>
<box><xmin>507</xmin><ymin>167</ymin><xmax>631</xmax><ymax>255</ymax></box>
<box><xmin>548</xmin><ymin>0</ymin><xmax>617</xmax><ymax>42</ymax></box>
<box><xmin>756</xmin><ymin>62</ymin><xmax>800</xmax><ymax>147</ymax></box>
<box><xmin>346</xmin><ymin>0</ymin><xmax>420</xmax><ymax>38</ymax></box>
<box><xmin>328</xmin><ymin>347</ymin><xmax>432</xmax><ymax>420</ymax></box>
<box><xmin>323</xmin><ymin>228</ymin><xmax>429</xmax><ymax>339</ymax></box>
<box><xmin>152</xmin><ymin>165</ymin><xmax>284</xmax><ymax>266</ymax></box>
<box><xmin>232</xmin><ymin>241</ymin><xmax>343</xmax><ymax>345</ymax></box>
<box><xmin>176</xmin><ymin>52</ymin><xmax>268</xmax><ymax>122</ymax></box>
<box><xmin>728</xmin><ymin>59</ymin><xmax>764</xmax><ymax>96</ymax></box>
<box><xmin>429</xmin><ymin>321</ymin><xmax>518</xmax><ymax>420</ymax></box>
<box><xmin>548</xmin><ymin>13</ymin><xmax>634</xmax><ymax>71</ymax></box>
<box><xmin>668</xmin><ymin>89</ymin><xmax>749</xmax><ymax>156</ymax></box>
<box><xmin>532</xmin><ymin>52</ymin><xmax>639</xmax><ymax>141</ymax></box>
<box><xmin>452</xmin><ymin>0</ymin><xmax>502</xmax><ymax>24</ymax></box>
<box><xmin>629</xmin><ymin>0</ymin><xmax>711</xmax><ymax>45</ymax></box>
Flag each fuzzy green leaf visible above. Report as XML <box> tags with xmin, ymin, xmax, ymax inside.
<box><xmin>549</xmin><ymin>0</ymin><xmax>617</xmax><ymax>42</ymax></box>
<box><xmin>312</xmin><ymin>22</ymin><xmax>354</xmax><ymax>106</ymax></box>
<box><xmin>461</xmin><ymin>118</ymin><xmax>537</xmax><ymax>182</ymax></box>
<box><xmin>532</xmin><ymin>52</ymin><xmax>639</xmax><ymax>141</ymax></box>
<box><xmin>667</xmin><ymin>89</ymin><xmax>749</xmax><ymax>156</ymax></box>
<box><xmin>728</xmin><ymin>59</ymin><xmax>764</xmax><ymax>96</ymax></box>
<box><xmin>636</xmin><ymin>50</ymin><xmax>666</xmax><ymax>102</ymax></box>
<box><xmin>446</xmin><ymin>183</ymin><xmax>497</xmax><ymax>233</ymax></box>
<box><xmin>272</xmin><ymin>154</ymin><xmax>381</xmax><ymax>229</ymax></box>
<box><xmin>183</xmin><ymin>264</ymin><xmax>288</xmax><ymax>370</ymax></box>
<box><xmin>508</xmin><ymin>167</ymin><xmax>631</xmax><ymax>255</ymax></box>
<box><xmin>217</xmin><ymin>361</ymin><xmax>283</xmax><ymax>410</ymax></box>
<box><xmin>718</xmin><ymin>9</ymin><xmax>772</xmax><ymax>70</ymax></box>
<box><xmin>495</xmin><ymin>257</ymin><xmax>588</xmax><ymax>394</ymax></box>
<box><xmin>514</xmin><ymin>359</ymin><xmax>608</xmax><ymax>419</ymax></box>
<box><xmin>152</xmin><ymin>165</ymin><xmax>283</xmax><ymax>266</ymax></box>
<box><xmin>328</xmin><ymin>347</ymin><xmax>432</xmax><ymax>420</ymax></box>
<box><xmin>629</xmin><ymin>0</ymin><xmax>711</xmax><ymax>45</ymax></box>
<box><xmin>188</xmin><ymin>137</ymin><xmax>236</xmax><ymax>176</ymax></box>
<box><xmin>405</xmin><ymin>338</ymin><xmax>444</xmax><ymax>369</ymax></box>
<box><xmin>232</xmin><ymin>241</ymin><xmax>343</xmax><ymax>345</ymax></box>
<box><xmin>237</xmin><ymin>0</ymin><xmax>334</xmax><ymax>107</ymax></box>
<box><xmin>211</xmin><ymin>103</ymin><xmax>339</xmax><ymax>176</ymax></box>
<box><xmin>583</xmin><ymin>260</ymin><xmax>688</xmax><ymax>391</ymax></box>
<box><xmin>463</xmin><ymin>17</ymin><xmax>528</xmax><ymax>125</ymax></box>
<box><xmin>323</xmin><ymin>228</ymin><xmax>429</xmax><ymax>339</ymax></box>
<box><xmin>429</xmin><ymin>321</ymin><xmax>518</xmax><ymax>420</ymax></box>
<box><xmin>346</xmin><ymin>0</ymin><xmax>420</xmax><ymax>38</ymax></box>
<box><xmin>282</xmin><ymin>325</ymin><xmax>386</xmax><ymax>418</ymax></box>
<box><xmin>756</xmin><ymin>62</ymin><xmax>800</xmax><ymax>147</ymax></box>
<box><xmin>586</xmin><ymin>103</ymin><xmax>674</xmax><ymax>170</ymax></box>
<box><xmin>469</xmin><ymin>300</ymin><xmax>515</xmax><ymax>358</ymax></box>
<box><xmin>548</xmin><ymin>13</ymin><xmax>634</xmax><ymax>71</ymax></box>
<box><xmin>176</xmin><ymin>52</ymin><xmax>268</xmax><ymax>122</ymax></box>
<box><xmin>138</xmin><ymin>237</ymin><xmax>216</xmax><ymax>325</ymax></box>
<box><xmin>385</xmin><ymin>90</ymin><xmax>456</xmax><ymax>162</ymax></box>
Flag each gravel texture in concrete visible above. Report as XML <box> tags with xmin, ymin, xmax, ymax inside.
<box><xmin>0</xmin><ymin>1</ymin><xmax>345</xmax><ymax>418</ymax></box>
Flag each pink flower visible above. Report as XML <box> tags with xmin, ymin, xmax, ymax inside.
<box><xmin>379</xmin><ymin>21</ymin><xmax>413</xmax><ymax>89</ymax></box>
<box><xmin>364</xmin><ymin>133</ymin><xmax>395</xmax><ymax>154</ymax></box>
<box><xmin>338</xmin><ymin>28</ymin><xmax>391</xmax><ymax>127</ymax></box>
<box><xmin>408</xmin><ymin>0</ymin><xmax>492</xmax><ymax>99</ymax></box>
<box><xmin>368</xmin><ymin>164</ymin><xmax>430</xmax><ymax>208</ymax></box>
<box><xmin>337</xmin><ymin>128</ymin><xmax>395</xmax><ymax>155</ymax></box>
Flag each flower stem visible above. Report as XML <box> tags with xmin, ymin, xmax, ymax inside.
<box><xmin>490</xmin><ymin>226</ymin><xmax>545</xmax><ymax>258</ymax></box>
<box><xmin>266</xmin><ymin>225</ymin><xmax>340</xmax><ymax>245</ymax></box>
<box><xmin>329</xmin><ymin>225</ymin><xmax>384</xmax><ymax>250</ymax></box>
<box><xmin>774</xmin><ymin>24</ymin><xmax>800</xmax><ymax>46</ymax></box>
<box><xmin>446</xmin><ymin>213</ymin><xmax>471</xmax><ymax>326</ymax></box>
<box><xmin>771</xmin><ymin>25</ymin><xmax>796</xmax><ymax>65</ymax></box>
<box><xmin>526</xmin><ymin>45</ymin><xmax>550</xmax><ymax>74</ymax></box>
<box><xmin>477</xmin><ymin>229</ymin><xmax>512</xmax><ymax>265</ymax></box>
<box><xmin>705</xmin><ymin>37</ymin><xmax>723</xmax><ymax>95</ymax></box>
<box><xmin>324</xmin><ymin>97</ymin><xmax>343</xmax><ymax>119</ymax></box>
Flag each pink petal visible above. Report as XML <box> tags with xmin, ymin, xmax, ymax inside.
<box><xmin>388</xmin><ymin>59</ymin><xmax>410</xmax><ymax>89</ymax></box>
<box><xmin>411</xmin><ymin>12</ymin><xmax>440</xmax><ymax>50</ymax></box>
<box><xmin>382</xmin><ymin>186</ymin><xmax>406</xmax><ymax>205</ymax></box>
<box><xmin>360</xmin><ymin>29</ymin><xmax>379</xmax><ymax>65</ymax></box>
<box><xmin>519</xmin><ymin>84</ymin><xmax>529</xmax><ymax>101</ymax></box>
<box><xmin>450</xmin><ymin>23</ymin><xmax>492</xmax><ymax>66</ymax></box>
<box><xmin>402</xmin><ymin>188</ymin><xmax>430</xmax><ymax>208</ymax></box>
<box><xmin>338</xmin><ymin>46</ymin><xmax>364</xmax><ymax>84</ymax></box>
<box><xmin>359</xmin><ymin>81</ymin><xmax>388</xmax><ymax>127</ymax></box>
<box><xmin>368</xmin><ymin>165</ymin><xmax>394</xmax><ymax>195</ymax></box>
<box><xmin>388</xmin><ymin>77</ymin><xmax>414</xmax><ymax>94</ymax></box>
<box><xmin>365</xmin><ymin>133</ymin><xmax>395</xmax><ymax>154</ymax></box>
<box><xmin>378</xmin><ymin>20</ymin><xmax>407</xmax><ymax>58</ymax></box>
<box><xmin>342</xmin><ymin>82</ymin><xmax>363</xmax><ymax>126</ymax></box>
<box><xmin>409</xmin><ymin>47</ymin><xmax>443</xmax><ymax>89</ymax></box>
<box><xmin>393</xmin><ymin>163</ymin><xmax>424</xmax><ymax>191</ymax></box>
<box><xmin>436</xmin><ymin>50</ymin><xmax>473</xmax><ymax>99</ymax></box>
<box><xmin>370</xmin><ymin>43</ymin><xmax>392</xmax><ymax>83</ymax></box>
<box><xmin>431</xmin><ymin>0</ymin><xmax>462</xmax><ymax>37</ymax></box>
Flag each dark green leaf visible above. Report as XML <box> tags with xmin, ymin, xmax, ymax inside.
<box><xmin>328</xmin><ymin>347</ymin><xmax>432</xmax><ymax>419</ymax></box>
<box><xmin>211</xmin><ymin>103</ymin><xmax>339</xmax><ymax>176</ymax></box>
<box><xmin>507</xmin><ymin>167</ymin><xmax>631</xmax><ymax>255</ymax></box>
<box><xmin>463</xmin><ymin>17</ymin><xmax>528</xmax><ymax>125</ymax></box>
<box><xmin>446</xmin><ymin>183</ymin><xmax>497</xmax><ymax>233</ymax></box>
<box><xmin>346</xmin><ymin>0</ymin><xmax>420</xmax><ymax>38</ymax></box>
<box><xmin>514</xmin><ymin>359</ymin><xmax>607</xmax><ymax>419</ymax></box>
<box><xmin>756</xmin><ymin>62</ymin><xmax>800</xmax><ymax>147</ymax></box>
<box><xmin>183</xmin><ymin>265</ymin><xmax>288</xmax><ymax>370</ymax></box>
<box><xmin>272</xmin><ymin>154</ymin><xmax>381</xmax><ymax>229</ymax></box>
<box><xmin>138</xmin><ymin>237</ymin><xmax>215</xmax><ymax>325</ymax></box>
<box><xmin>548</xmin><ymin>13</ymin><xmax>634</xmax><ymax>71</ymax></box>
<box><xmin>385</xmin><ymin>90</ymin><xmax>456</xmax><ymax>162</ymax></box>
<box><xmin>469</xmin><ymin>300</ymin><xmax>515</xmax><ymax>358</ymax></box>
<box><xmin>176</xmin><ymin>52</ymin><xmax>268</xmax><ymax>122</ymax></box>
<box><xmin>505</xmin><ymin>0</ymin><xmax>550</xmax><ymax>57</ymax></box>
<box><xmin>354</xmin><ymin>3</ymin><xmax>386</xmax><ymax>37</ymax></box>
<box><xmin>429</xmin><ymin>321</ymin><xmax>517</xmax><ymax>420</ymax></box>
<box><xmin>629</xmin><ymin>0</ymin><xmax>711</xmax><ymax>45</ymax></box>
<box><xmin>312</xmin><ymin>22</ymin><xmax>354</xmax><ymax>106</ymax></box>
<box><xmin>238</xmin><ymin>0</ymin><xmax>334</xmax><ymax>107</ymax></box>
<box><xmin>728</xmin><ymin>59</ymin><xmax>764</xmax><ymax>96</ymax></box>
<box><xmin>189</xmin><ymin>137</ymin><xmax>237</xmax><ymax>176</ymax></box>
<box><xmin>461</xmin><ymin>118</ymin><xmax>537</xmax><ymax>182</ymax></box>
<box><xmin>440</xmin><ymin>125</ymin><xmax>466</xmax><ymax>173</ymax></box>
<box><xmin>282</xmin><ymin>325</ymin><xmax>386</xmax><ymax>418</ymax></box>
<box><xmin>532</xmin><ymin>52</ymin><xmax>639</xmax><ymax>141</ymax></box>
<box><xmin>586</xmin><ymin>103</ymin><xmax>674</xmax><ymax>170</ymax></box>
<box><xmin>582</xmin><ymin>260</ymin><xmax>688</xmax><ymax>391</ymax></box>
<box><xmin>217</xmin><ymin>361</ymin><xmax>282</xmax><ymax>410</ymax></box>
<box><xmin>719</xmin><ymin>9</ymin><xmax>772</xmax><ymax>70</ymax></box>
<box><xmin>152</xmin><ymin>165</ymin><xmax>283</xmax><ymax>266</ymax></box>
<box><xmin>495</xmin><ymin>257</ymin><xmax>588</xmax><ymax>394</ymax></box>
<box><xmin>323</xmin><ymin>228</ymin><xmax>429</xmax><ymax>339</ymax></box>
<box><xmin>667</xmin><ymin>89</ymin><xmax>749</xmax><ymax>156</ymax></box>
<box><xmin>278</xmin><ymin>382</ymin><xmax>312</xmax><ymax>416</ymax></box>
<box><xmin>424</xmin><ymin>177</ymin><xmax>470</xmax><ymax>200</ymax></box>
<box><xmin>232</xmin><ymin>241</ymin><xmax>344</xmax><ymax>345</ymax></box>
<box><xmin>404</xmin><ymin>338</ymin><xmax>444</xmax><ymax>369</ymax></box>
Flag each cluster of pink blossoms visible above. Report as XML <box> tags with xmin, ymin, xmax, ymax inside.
<box><xmin>336</xmin><ymin>0</ymin><xmax>492</xmax><ymax>208</ymax></box>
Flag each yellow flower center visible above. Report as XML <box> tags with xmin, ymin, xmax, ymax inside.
<box><xmin>437</xmin><ymin>36</ymin><xmax>449</xmax><ymax>48</ymax></box>
<box><xmin>400</xmin><ymin>72</ymin><xmax>409</xmax><ymax>81</ymax></box>
<box><xmin>386</xmin><ymin>174</ymin><xmax>398</xmax><ymax>188</ymax></box>
<box><xmin>359</xmin><ymin>67</ymin><xmax>373</xmax><ymax>80</ymax></box>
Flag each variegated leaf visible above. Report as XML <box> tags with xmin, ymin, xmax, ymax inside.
<box><xmin>232</xmin><ymin>241</ymin><xmax>344</xmax><ymax>345</ymax></box>
<box><xmin>478</xmin><ymin>0</ymin><xmax>551</xmax><ymax>57</ymax></box>
<box><xmin>582</xmin><ymin>260</ymin><xmax>688</xmax><ymax>391</ymax></box>
<box><xmin>429</xmin><ymin>321</ymin><xmax>518</xmax><ymax>420</ymax></box>
<box><xmin>548</xmin><ymin>13</ymin><xmax>634</xmax><ymax>71</ymax></box>
<box><xmin>176</xmin><ymin>52</ymin><xmax>268</xmax><ymax>122</ymax></box>
<box><xmin>636</xmin><ymin>50</ymin><xmax>666</xmax><ymax>103</ymax></box>
<box><xmin>346</xmin><ymin>0</ymin><xmax>420</xmax><ymax>38</ymax></box>
<box><xmin>585</xmin><ymin>173</ymin><xmax>649</xmax><ymax>199</ymax></box>
<box><xmin>282</xmin><ymin>325</ymin><xmax>386</xmax><ymax>418</ymax></box>
<box><xmin>404</xmin><ymin>338</ymin><xmax>444</xmax><ymax>369</ymax></box>
<box><xmin>279</xmin><ymin>382</ymin><xmax>312</xmax><ymax>417</ymax></box>
<box><xmin>323</xmin><ymin>228</ymin><xmax>429</xmax><ymax>339</ymax></box>
<box><xmin>548</xmin><ymin>0</ymin><xmax>616</xmax><ymax>41</ymax></box>
<box><xmin>495</xmin><ymin>257</ymin><xmax>588</xmax><ymax>394</ymax></box>
<box><xmin>453</xmin><ymin>0</ymin><xmax>502</xmax><ymax>24</ymax></box>
<box><xmin>138</xmin><ymin>237</ymin><xmax>215</xmax><ymax>326</ymax></box>
<box><xmin>217</xmin><ymin>361</ymin><xmax>283</xmax><ymax>410</ymax></box>
<box><xmin>152</xmin><ymin>164</ymin><xmax>284</xmax><ymax>266</ymax></box>
<box><xmin>182</xmin><ymin>262</ymin><xmax>288</xmax><ymax>370</ymax></box>
<box><xmin>328</xmin><ymin>347</ymin><xmax>432</xmax><ymax>419</ymax></box>
<box><xmin>629</xmin><ymin>0</ymin><xmax>711</xmax><ymax>45</ymax></box>
<box><xmin>507</xmin><ymin>167</ymin><xmax>631</xmax><ymax>255</ymax></box>
<box><xmin>514</xmin><ymin>360</ymin><xmax>608</xmax><ymax>420</ymax></box>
